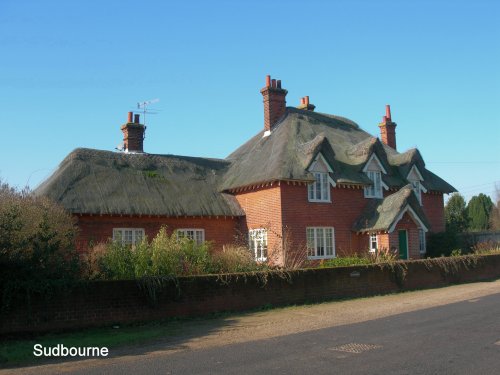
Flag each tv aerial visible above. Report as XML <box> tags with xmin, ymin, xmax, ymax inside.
<box><xmin>136</xmin><ymin>98</ymin><xmax>160</xmax><ymax>126</ymax></box>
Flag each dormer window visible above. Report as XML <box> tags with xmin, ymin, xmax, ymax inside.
<box><xmin>411</xmin><ymin>180</ymin><xmax>422</xmax><ymax>204</ymax></box>
<box><xmin>363</xmin><ymin>154</ymin><xmax>387</xmax><ymax>199</ymax></box>
<box><xmin>407</xmin><ymin>165</ymin><xmax>426</xmax><ymax>206</ymax></box>
<box><xmin>307</xmin><ymin>153</ymin><xmax>335</xmax><ymax>203</ymax></box>
<box><xmin>364</xmin><ymin>171</ymin><xmax>383</xmax><ymax>198</ymax></box>
<box><xmin>308</xmin><ymin>172</ymin><xmax>330</xmax><ymax>202</ymax></box>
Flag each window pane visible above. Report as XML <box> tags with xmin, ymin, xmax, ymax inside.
<box><xmin>322</xmin><ymin>173</ymin><xmax>328</xmax><ymax>200</ymax></box>
<box><xmin>315</xmin><ymin>173</ymin><xmax>321</xmax><ymax>200</ymax></box>
<box><xmin>308</xmin><ymin>172</ymin><xmax>330</xmax><ymax>202</ymax></box>
<box><xmin>306</xmin><ymin>227</ymin><xmax>335</xmax><ymax>258</ymax></box>
<box><xmin>249</xmin><ymin>229</ymin><xmax>267</xmax><ymax>261</ymax></box>
<box><xmin>123</xmin><ymin>230</ymin><xmax>132</xmax><ymax>244</ymax></box>
<box><xmin>325</xmin><ymin>228</ymin><xmax>333</xmax><ymax>255</ymax></box>
<box><xmin>195</xmin><ymin>230</ymin><xmax>203</xmax><ymax>244</ymax></box>
<box><xmin>370</xmin><ymin>234</ymin><xmax>377</xmax><ymax>251</ymax></box>
<box><xmin>374</xmin><ymin>172</ymin><xmax>381</xmax><ymax>196</ymax></box>
<box><xmin>316</xmin><ymin>228</ymin><xmax>324</xmax><ymax>256</ymax></box>
<box><xmin>134</xmin><ymin>230</ymin><xmax>143</xmax><ymax>243</ymax></box>
<box><xmin>419</xmin><ymin>229</ymin><xmax>426</xmax><ymax>253</ymax></box>
<box><xmin>261</xmin><ymin>232</ymin><xmax>268</xmax><ymax>259</ymax></box>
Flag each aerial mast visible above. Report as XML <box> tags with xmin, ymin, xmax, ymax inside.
<box><xmin>137</xmin><ymin>98</ymin><xmax>160</xmax><ymax>126</ymax></box>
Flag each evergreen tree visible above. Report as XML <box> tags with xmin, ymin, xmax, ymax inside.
<box><xmin>467</xmin><ymin>193</ymin><xmax>493</xmax><ymax>231</ymax></box>
<box><xmin>489</xmin><ymin>187</ymin><xmax>500</xmax><ymax>231</ymax></box>
<box><xmin>444</xmin><ymin>193</ymin><xmax>468</xmax><ymax>233</ymax></box>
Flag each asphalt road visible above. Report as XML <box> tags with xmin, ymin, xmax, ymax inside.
<box><xmin>5</xmin><ymin>282</ymin><xmax>500</xmax><ymax>375</ymax></box>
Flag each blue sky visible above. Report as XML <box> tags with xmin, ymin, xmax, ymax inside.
<box><xmin>0</xmin><ymin>0</ymin><xmax>498</xmax><ymax>202</ymax></box>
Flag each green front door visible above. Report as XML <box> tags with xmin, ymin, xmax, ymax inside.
<box><xmin>398</xmin><ymin>230</ymin><xmax>408</xmax><ymax>260</ymax></box>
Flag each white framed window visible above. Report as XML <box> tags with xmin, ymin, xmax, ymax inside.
<box><xmin>113</xmin><ymin>228</ymin><xmax>145</xmax><ymax>245</ymax></box>
<box><xmin>419</xmin><ymin>229</ymin><xmax>426</xmax><ymax>254</ymax></box>
<box><xmin>306</xmin><ymin>227</ymin><xmax>335</xmax><ymax>259</ymax></box>
<box><xmin>411</xmin><ymin>180</ymin><xmax>422</xmax><ymax>205</ymax></box>
<box><xmin>249</xmin><ymin>229</ymin><xmax>268</xmax><ymax>261</ymax></box>
<box><xmin>177</xmin><ymin>229</ymin><xmax>205</xmax><ymax>245</ymax></box>
<box><xmin>407</xmin><ymin>165</ymin><xmax>426</xmax><ymax>206</ymax></box>
<box><xmin>369</xmin><ymin>233</ymin><xmax>378</xmax><ymax>253</ymax></box>
<box><xmin>308</xmin><ymin>172</ymin><xmax>330</xmax><ymax>202</ymax></box>
<box><xmin>364</xmin><ymin>170</ymin><xmax>383</xmax><ymax>198</ymax></box>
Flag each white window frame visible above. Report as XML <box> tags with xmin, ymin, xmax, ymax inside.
<box><xmin>308</xmin><ymin>172</ymin><xmax>330</xmax><ymax>202</ymax></box>
<box><xmin>113</xmin><ymin>228</ymin><xmax>145</xmax><ymax>245</ymax></box>
<box><xmin>306</xmin><ymin>227</ymin><xmax>335</xmax><ymax>259</ymax></box>
<box><xmin>369</xmin><ymin>233</ymin><xmax>378</xmax><ymax>253</ymax></box>
<box><xmin>177</xmin><ymin>228</ymin><xmax>205</xmax><ymax>245</ymax></box>
<box><xmin>249</xmin><ymin>229</ymin><xmax>268</xmax><ymax>262</ymax></box>
<box><xmin>307</xmin><ymin>153</ymin><xmax>335</xmax><ymax>203</ymax></box>
<box><xmin>364</xmin><ymin>170</ymin><xmax>383</xmax><ymax>198</ymax></box>
<box><xmin>411</xmin><ymin>180</ymin><xmax>422</xmax><ymax>205</ymax></box>
<box><xmin>419</xmin><ymin>229</ymin><xmax>426</xmax><ymax>255</ymax></box>
<box><xmin>407</xmin><ymin>165</ymin><xmax>427</xmax><ymax>206</ymax></box>
<box><xmin>363</xmin><ymin>154</ymin><xmax>387</xmax><ymax>199</ymax></box>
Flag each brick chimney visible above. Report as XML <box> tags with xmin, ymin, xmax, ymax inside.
<box><xmin>378</xmin><ymin>105</ymin><xmax>397</xmax><ymax>150</ymax></box>
<box><xmin>260</xmin><ymin>75</ymin><xmax>288</xmax><ymax>132</ymax></box>
<box><xmin>297</xmin><ymin>96</ymin><xmax>316</xmax><ymax>111</ymax></box>
<box><xmin>121</xmin><ymin>112</ymin><xmax>145</xmax><ymax>153</ymax></box>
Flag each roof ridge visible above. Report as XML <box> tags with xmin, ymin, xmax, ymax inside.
<box><xmin>69</xmin><ymin>147</ymin><xmax>230</xmax><ymax>165</ymax></box>
<box><xmin>285</xmin><ymin>107</ymin><xmax>360</xmax><ymax>129</ymax></box>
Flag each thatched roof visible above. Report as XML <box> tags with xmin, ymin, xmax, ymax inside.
<box><xmin>223</xmin><ymin>107</ymin><xmax>456</xmax><ymax>193</ymax></box>
<box><xmin>352</xmin><ymin>185</ymin><xmax>431</xmax><ymax>233</ymax></box>
<box><xmin>36</xmin><ymin>106</ymin><xmax>455</xmax><ymax>217</ymax></box>
<box><xmin>35</xmin><ymin>148</ymin><xmax>244</xmax><ymax>217</ymax></box>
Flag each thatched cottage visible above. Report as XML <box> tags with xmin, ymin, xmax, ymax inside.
<box><xmin>36</xmin><ymin>76</ymin><xmax>456</xmax><ymax>264</ymax></box>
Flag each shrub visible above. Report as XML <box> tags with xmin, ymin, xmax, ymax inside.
<box><xmin>367</xmin><ymin>247</ymin><xmax>399</xmax><ymax>263</ymax></box>
<box><xmin>98</xmin><ymin>240</ymin><xmax>136</xmax><ymax>280</ymax></box>
<box><xmin>211</xmin><ymin>245</ymin><xmax>265</xmax><ymax>274</ymax></box>
<box><xmin>89</xmin><ymin>227</ymin><xmax>215</xmax><ymax>279</ymax></box>
<box><xmin>320</xmin><ymin>255</ymin><xmax>372</xmax><ymax>268</ymax></box>
<box><xmin>150</xmin><ymin>228</ymin><xmax>212</xmax><ymax>276</ymax></box>
<box><xmin>425</xmin><ymin>231</ymin><xmax>461</xmax><ymax>257</ymax></box>
<box><xmin>0</xmin><ymin>180</ymin><xmax>79</xmax><ymax>310</ymax></box>
<box><xmin>86</xmin><ymin>229</ymin><xmax>274</xmax><ymax>279</ymax></box>
<box><xmin>472</xmin><ymin>240</ymin><xmax>500</xmax><ymax>255</ymax></box>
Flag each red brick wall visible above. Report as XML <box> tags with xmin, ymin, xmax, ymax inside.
<box><xmin>232</xmin><ymin>184</ymin><xmax>444</xmax><ymax>263</ymax></box>
<box><xmin>234</xmin><ymin>185</ymin><xmax>283</xmax><ymax>263</ymax></box>
<box><xmin>422</xmin><ymin>193</ymin><xmax>445</xmax><ymax>233</ymax></box>
<box><xmin>389</xmin><ymin>212</ymin><xmax>420</xmax><ymax>259</ymax></box>
<box><xmin>75</xmin><ymin>215</ymin><xmax>240</xmax><ymax>253</ymax></box>
<box><xmin>279</xmin><ymin>183</ymin><xmax>371</xmax><ymax>256</ymax></box>
<box><xmin>3</xmin><ymin>254</ymin><xmax>500</xmax><ymax>336</ymax></box>
<box><xmin>378</xmin><ymin>233</ymin><xmax>390</xmax><ymax>253</ymax></box>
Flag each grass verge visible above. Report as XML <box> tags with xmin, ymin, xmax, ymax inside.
<box><xmin>0</xmin><ymin>320</ymin><xmax>187</xmax><ymax>368</ymax></box>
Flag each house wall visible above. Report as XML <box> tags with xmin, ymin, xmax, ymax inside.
<box><xmin>233</xmin><ymin>185</ymin><xmax>283</xmax><ymax>264</ymax></box>
<box><xmin>75</xmin><ymin>215</ymin><xmax>240</xmax><ymax>253</ymax></box>
<box><xmin>422</xmin><ymin>192</ymin><xmax>445</xmax><ymax>233</ymax></box>
<box><xmin>388</xmin><ymin>212</ymin><xmax>420</xmax><ymax>259</ymax></box>
<box><xmin>279</xmin><ymin>183</ymin><xmax>371</xmax><ymax>257</ymax></box>
<box><xmin>377</xmin><ymin>233</ymin><xmax>390</xmax><ymax>253</ymax></box>
<box><xmin>234</xmin><ymin>182</ymin><xmax>435</xmax><ymax>262</ymax></box>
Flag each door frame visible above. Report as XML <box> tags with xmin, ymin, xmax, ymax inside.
<box><xmin>398</xmin><ymin>229</ymin><xmax>408</xmax><ymax>260</ymax></box>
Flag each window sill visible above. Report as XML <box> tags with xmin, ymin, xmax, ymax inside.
<box><xmin>308</xmin><ymin>199</ymin><xmax>332</xmax><ymax>203</ymax></box>
<box><xmin>307</xmin><ymin>255</ymin><xmax>336</xmax><ymax>260</ymax></box>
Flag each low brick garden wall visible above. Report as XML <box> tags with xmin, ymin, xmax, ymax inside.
<box><xmin>2</xmin><ymin>254</ymin><xmax>500</xmax><ymax>336</ymax></box>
